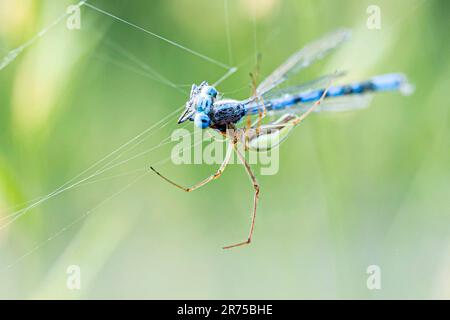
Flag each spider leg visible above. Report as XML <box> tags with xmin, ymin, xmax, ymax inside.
<box><xmin>223</xmin><ymin>144</ymin><xmax>260</xmax><ymax>249</ymax></box>
<box><xmin>150</xmin><ymin>139</ymin><xmax>234</xmax><ymax>192</ymax></box>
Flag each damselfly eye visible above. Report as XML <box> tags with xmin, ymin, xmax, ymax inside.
<box><xmin>194</xmin><ymin>112</ymin><xmax>210</xmax><ymax>129</ymax></box>
<box><xmin>206</xmin><ymin>86</ymin><xmax>218</xmax><ymax>97</ymax></box>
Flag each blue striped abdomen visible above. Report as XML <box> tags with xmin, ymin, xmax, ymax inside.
<box><xmin>246</xmin><ymin>73</ymin><xmax>409</xmax><ymax>115</ymax></box>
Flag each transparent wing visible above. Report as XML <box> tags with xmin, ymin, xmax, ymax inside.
<box><xmin>262</xmin><ymin>94</ymin><xmax>374</xmax><ymax>121</ymax></box>
<box><xmin>297</xmin><ymin>94</ymin><xmax>374</xmax><ymax>113</ymax></box>
<box><xmin>262</xmin><ymin>71</ymin><xmax>346</xmax><ymax>100</ymax></box>
<box><xmin>256</xmin><ymin>28</ymin><xmax>351</xmax><ymax>97</ymax></box>
<box><xmin>252</xmin><ymin>94</ymin><xmax>373</xmax><ymax>133</ymax></box>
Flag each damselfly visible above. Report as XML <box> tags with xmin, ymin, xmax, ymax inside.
<box><xmin>151</xmin><ymin>28</ymin><xmax>413</xmax><ymax>249</ymax></box>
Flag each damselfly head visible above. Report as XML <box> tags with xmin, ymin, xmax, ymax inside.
<box><xmin>178</xmin><ymin>81</ymin><xmax>218</xmax><ymax>126</ymax></box>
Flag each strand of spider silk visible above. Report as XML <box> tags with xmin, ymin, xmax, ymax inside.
<box><xmin>103</xmin><ymin>50</ymin><xmax>186</xmax><ymax>95</ymax></box>
<box><xmin>92</xmin><ymin>126</ymin><xmax>196</xmax><ymax>176</ymax></box>
<box><xmin>0</xmin><ymin>105</ymin><xmax>185</xmax><ymax>229</ymax></box>
<box><xmin>84</xmin><ymin>26</ymin><xmax>195</xmax><ymax>91</ymax></box>
<box><xmin>80</xmin><ymin>26</ymin><xmax>189</xmax><ymax>94</ymax></box>
<box><xmin>220</xmin><ymin>85</ymin><xmax>251</xmax><ymax>96</ymax></box>
<box><xmin>0</xmin><ymin>168</ymin><xmax>147</xmax><ymax>224</ymax></box>
<box><xmin>0</xmin><ymin>131</ymin><xmax>198</xmax><ymax>270</ymax></box>
<box><xmin>150</xmin><ymin>133</ymin><xmax>206</xmax><ymax>168</ymax></box>
<box><xmin>252</xmin><ymin>0</ymin><xmax>258</xmax><ymax>64</ymax></box>
<box><xmin>212</xmin><ymin>66</ymin><xmax>238</xmax><ymax>87</ymax></box>
<box><xmin>0</xmin><ymin>128</ymin><xmax>195</xmax><ymax>228</ymax></box>
<box><xmin>0</xmin><ymin>194</ymin><xmax>49</xmax><ymax>221</ymax></box>
<box><xmin>102</xmin><ymin>39</ymin><xmax>188</xmax><ymax>95</ymax></box>
<box><xmin>92</xmin><ymin>110</ymin><xmax>188</xmax><ymax>175</ymax></box>
<box><xmin>0</xmin><ymin>0</ymin><xmax>87</xmax><ymax>71</ymax></box>
<box><xmin>0</xmin><ymin>171</ymin><xmax>150</xmax><ymax>272</ymax></box>
<box><xmin>2</xmin><ymin>133</ymin><xmax>197</xmax><ymax>270</ymax></box>
<box><xmin>91</xmin><ymin>126</ymin><xmax>180</xmax><ymax>180</ymax></box>
<box><xmin>232</xmin><ymin>26</ymin><xmax>281</xmax><ymax>72</ymax></box>
<box><xmin>92</xmin><ymin>53</ymin><xmax>187</xmax><ymax>96</ymax></box>
<box><xmin>1</xmin><ymin>128</ymin><xmax>195</xmax><ymax>225</ymax></box>
<box><xmin>213</xmin><ymin>28</ymin><xmax>282</xmax><ymax>89</ymax></box>
<box><xmin>93</xmin><ymin>53</ymin><xmax>170</xmax><ymax>87</ymax></box>
<box><xmin>224</xmin><ymin>0</ymin><xmax>234</xmax><ymax>66</ymax></box>
<box><xmin>0</xmin><ymin>102</ymin><xmax>184</xmax><ymax>224</ymax></box>
<box><xmin>0</xmin><ymin>133</ymin><xmax>207</xmax><ymax>272</ymax></box>
<box><xmin>75</xmin><ymin>168</ymin><xmax>147</xmax><ymax>188</ymax></box>
<box><xmin>57</xmin><ymin>104</ymin><xmax>185</xmax><ymax>185</ymax></box>
<box><xmin>84</xmin><ymin>2</ymin><xmax>231</xmax><ymax>70</ymax></box>
<box><xmin>216</xmin><ymin>41</ymin><xmax>281</xmax><ymax>98</ymax></box>
<box><xmin>2</xmin><ymin>127</ymin><xmax>199</xmax><ymax>270</ymax></box>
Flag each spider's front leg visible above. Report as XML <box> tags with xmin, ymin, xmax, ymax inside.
<box><xmin>244</xmin><ymin>54</ymin><xmax>267</xmax><ymax>149</ymax></box>
<box><xmin>150</xmin><ymin>136</ymin><xmax>235</xmax><ymax>193</ymax></box>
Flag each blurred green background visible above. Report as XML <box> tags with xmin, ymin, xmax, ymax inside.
<box><xmin>0</xmin><ymin>0</ymin><xmax>449</xmax><ymax>299</ymax></box>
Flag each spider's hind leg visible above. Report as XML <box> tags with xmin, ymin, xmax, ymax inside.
<box><xmin>223</xmin><ymin>144</ymin><xmax>260</xmax><ymax>250</ymax></box>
